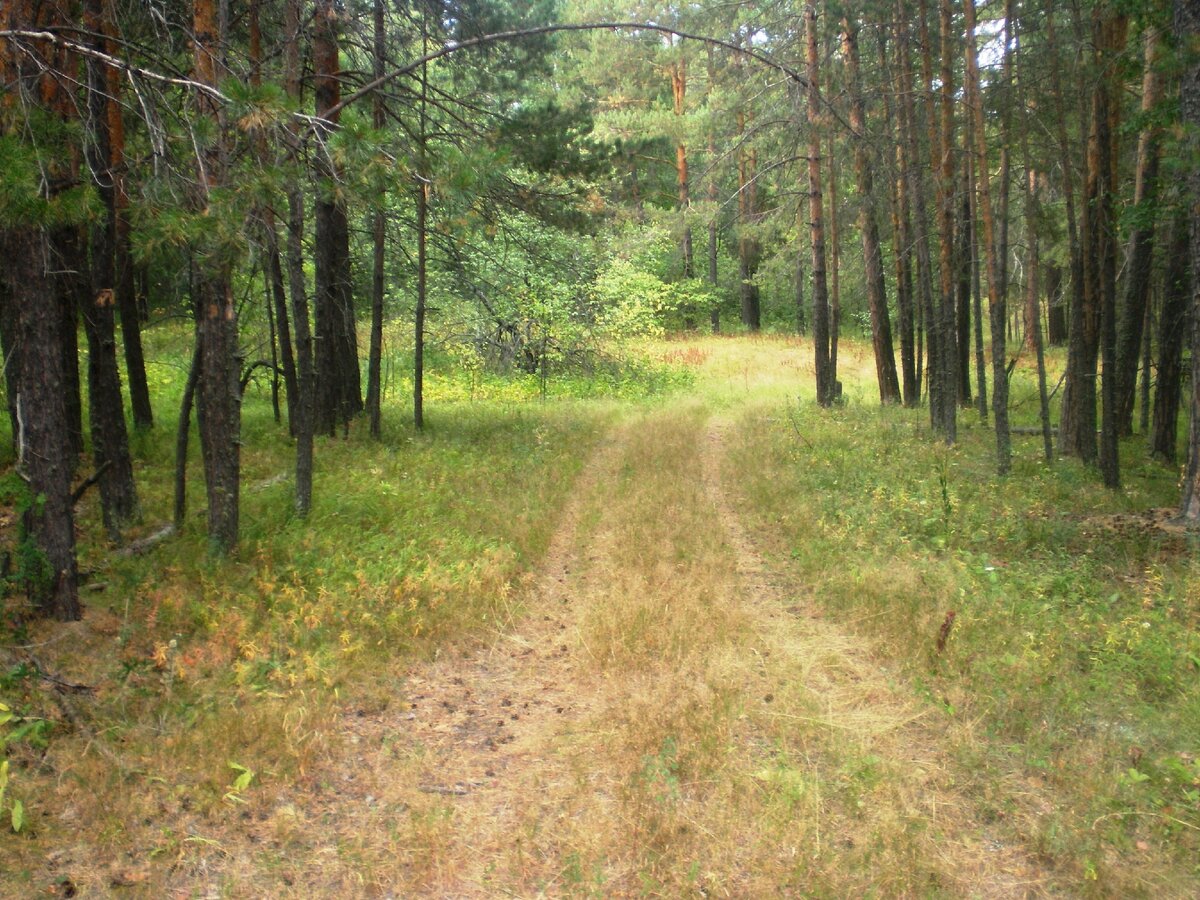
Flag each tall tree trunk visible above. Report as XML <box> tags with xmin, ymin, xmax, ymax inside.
<box><xmin>313</xmin><ymin>0</ymin><xmax>362</xmax><ymax>436</ymax></box>
<box><xmin>82</xmin><ymin>0</ymin><xmax>139</xmax><ymax>538</ymax></box>
<box><xmin>60</xmin><ymin>252</ymin><xmax>84</xmax><ymax>458</ymax></box>
<box><xmin>917</xmin><ymin>0</ymin><xmax>942</xmax><ymax>408</ymax></box>
<box><xmin>0</xmin><ymin>229</ymin><xmax>80</xmax><ymax>620</ymax></box>
<box><xmin>0</xmin><ymin>0</ymin><xmax>83</xmax><ymax>615</ymax></box>
<box><xmin>265</xmin><ymin>267</ymin><xmax>281</xmax><ymax>423</ymax></box>
<box><xmin>1027</xmin><ymin>170</ymin><xmax>1054</xmax><ymax>463</ymax></box>
<box><xmin>671</xmin><ymin>39</ymin><xmax>694</xmax><ymax>285</ymax></box>
<box><xmin>193</xmin><ymin>0</ymin><xmax>240</xmax><ymax>552</ymax></box>
<box><xmin>882</xmin><ymin>28</ymin><xmax>917</xmax><ymax>406</ymax></box>
<box><xmin>104</xmin><ymin>6</ymin><xmax>152</xmax><ymax>430</ymax></box>
<box><xmin>1094</xmin><ymin>12</ymin><xmax>1129</xmax><ymax>489</ymax></box>
<box><xmin>1138</xmin><ymin>291</ymin><xmax>1153</xmax><ymax>435</ymax></box>
<box><xmin>967</xmin><ymin>96</ymin><xmax>987</xmax><ymax>426</ymax></box>
<box><xmin>956</xmin><ymin>161</ymin><xmax>973</xmax><ymax>406</ymax></box>
<box><xmin>1062</xmin><ymin>12</ymin><xmax>1127</xmax><ymax>466</ymax></box>
<box><xmin>933</xmin><ymin>0</ymin><xmax>957</xmax><ymax>442</ymax></box>
<box><xmin>843</xmin><ymin>18</ymin><xmax>899</xmax><ymax>403</ymax></box>
<box><xmin>264</xmin><ymin>221</ymin><xmax>297</xmax><ymax>428</ymax></box>
<box><xmin>1046</xmin><ymin>263</ymin><xmax>1067</xmax><ymax>345</ymax></box>
<box><xmin>706</xmin><ymin>44</ymin><xmax>721</xmax><ymax>333</ymax></box>
<box><xmin>806</xmin><ymin>4</ymin><xmax>834</xmax><ymax>406</ymax></box>
<box><xmin>1115</xmin><ymin>29</ymin><xmax>1164</xmax><ymax>437</ymax></box>
<box><xmin>795</xmin><ymin>253</ymin><xmax>806</xmax><ymax>335</ymax></box>
<box><xmin>1049</xmin><ymin>7</ymin><xmax>1087</xmax><ymax>454</ymax></box>
<box><xmin>285</xmin><ymin>0</ymin><xmax>314</xmax><ymax>516</ymax></box>
<box><xmin>735</xmin><ymin>50</ymin><xmax>760</xmax><ymax>331</ymax></box>
<box><xmin>1176</xmin><ymin>0</ymin><xmax>1200</xmax><ymax>517</ymax></box>
<box><xmin>827</xmin><ymin>123</ymin><xmax>841</xmax><ymax>374</ymax></box>
<box><xmin>415</xmin><ymin>176</ymin><xmax>428</xmax><ymax>429</ymax></box>
<box><xmin>996</xmin><ymin>4</ymin><xmax>1014</xmax><ymax>362</ymax></box>
<box><xmin>964</xmin><ymin>0</ymin><xmax>1011</xmax><ymax>472</ymax></box>
<box><xmin>414</xmin><ymin>18</ymin><xmax>430</xmax><ymax>430</ymax></box>
<box><xmin>174</xmin><ymin>326</ymin><xmax>201</xmax><ymax>531</ymax></box>
<box><xmin>896</xmin><ymin>3</ymin><xmax>934</xmax><ymax>408</ymax></box>
<box><xmin>367</xmin><ymin>0</ymin><xmax>387</xmax><ymax>438</ymax></box>
<box><xmin>1015</xmin><ymin>9</ymin><xmax>1053</xmax><ymax>462</ymax></box>
<box><xmin>250</xmin><ymin>0</ymin><xmax>297</xmax><ymax>434</ymax></box>
<box><xmin>1151</xmin><ymin>218</ymin><xmax>1188</xmax><ymax>464</ymax></box>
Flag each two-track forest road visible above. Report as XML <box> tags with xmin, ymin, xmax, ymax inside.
<box><xmin>315</xmin><ymin>341</ymin><xmax>1047</xmax><ymax>897</ymax></box>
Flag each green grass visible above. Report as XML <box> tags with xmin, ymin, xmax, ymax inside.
<box><xmin>716</xmin><ymin>339</ymin><xmax>1200</xmax><ymax>893</ymax></box>
<box><xmin>0</xmin><ymin>320</ymin><xmax>687</xmax><ymax>892</ymax></box>
<box><xmin>3</xmin><ymin>328</ymin><xmax>1199</xmax><ymax>894</ymax></box>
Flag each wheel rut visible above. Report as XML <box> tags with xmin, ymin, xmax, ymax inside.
<box><xmin>327</xmin><ymin>410</ymin><xmax>1050</xmax><ymax>897</ymax></box>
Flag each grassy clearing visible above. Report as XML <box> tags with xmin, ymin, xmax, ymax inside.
<box><xmin>3</xmin><ymin>329</ymin><xmax>1198</xmax><ymax>896</ymax></box>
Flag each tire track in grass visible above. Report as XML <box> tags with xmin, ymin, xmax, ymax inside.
<box><xmin>701</xmin><ymin>415</ymin><xmax>1050</xmax><ymax>897</ymax></box>
<box><xmin>338</xmin><ymin>423</ymin><xmax>635</xmax><ymax>896</ymax></box>
<box><xmin>318</xmin><ymin>403</ymin><xmax>1050</xmax><ymax>897</ymax></box>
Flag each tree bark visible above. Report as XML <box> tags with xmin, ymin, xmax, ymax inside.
<box><xmin>1176</xmin><ymin>0</ymin><xmax>1200</xmax><ymax>517</ymax></box>
<box><xmin>843</xmin><ymin>18</ymin><xmax>899</xmax><ymax>404</ymax></box>
<box><xmin>313</xmin><ymin>0</ymin><xmax>363</xmax><ymax>436</ymax></box>
<box><xmin>285</xmin><ymin>0</ymin><xmax>314</xmax><ymax>516</ymax></box>
<box><xmin>956</xmin><ymin>162</ymin><xmax>973</xmax><ymax>407</ymax></box>
<box><xmin>175</xmin><ymin>327</ymin><xmax>201</xmax><ymax>531</ymax></box>
<box><xmin>414</xmin><ymin>16</ymin><xmax>430</xmax><ymax>429</ymax></box>
<box><xmin>806</xmin><ymin>5</ymin><xmax>834</xmax><ymax>406</ymax></box>
<box><xmin>415</xmin><ymin>175</ymin><xmax>428</xmax><ymax>429</ymax></box>
<box><xmin>1046</xmin><ymin>263</ymin><xmax>1067</xmax><ymax>345</ymax></box>
<box><xmin>882</xmin><ymin>26</ymin><xmax>917</xmax><ymax>406</ymax></box>
<box><xmin>0</xmin><ymin>228</ymin><xmax>80</xmax><ymax>620</ymax></box>
<box><xmin>964</xmin><ymin>0</ymin><xmax>1011</xmax><ymax>472</ymax></box>
<box><xmin>970</xmin><ymin>149</ymin><xmax>987</xmax><ymax>424</ymax></box>
<box><xmin>706</xmin><ymin>44</ymin><xmax>721</xmax><ymax>333</ymax></box>
<box><xmin>1015</xmin><ymin>9</ymin><xmax>1053</xmax><ymax>462</ymax></box>
<box><xmin>734</xmin><ymin>49</ymin><xmax>760</xmax><ymax>331</ymax></box>
<box><xmin>367</xmin><ymin>0</ymin><xmax>387</xmax><ymax>438</ymax></box>
<box><xmin>1063</xmin><ymin>12</ymin><xmax>1127</xmax><ymax>469</ymax></box>
<box><xmin>82</xmin><ymin>0</ymin><xmax>139</xmax><ymax>537</ymax></box>
<box><xmin>895</xmin><ymin>3</ymin><xmax>934</xmax><ymax>409</ymax></box>
<box><xmin>193</xmin><ymin>0</ymin><xmax>240</xmax><ymax>552</ymax></box>
<box><xmin>250</xmin><ymin>0</ymin><xmax>297</xmax><ymax>434</ymax></box>
<box><xmin>1115</xmin><ymin>29</ymin><xmax>1164</xmax><ymax>436</ymax></box>
<box><xmin>827</xmin><ymin>124</ymin><xmax>841</xmax><ymax>373</ymax></box>
<box><xmin>933</xmin><ymin>0</ymin><xmax>957</xmax><ymax>442</ymax></box>
<box><xmin>104</xmin><ymin>5</ymin><xmax>152</xmax><ymax>430</ymax></box>
<box><xmin>1095</xmin><ymin>12</ymin><xmax>1128</xmax><ymax>489</ymax></box>
<box><xmin>671</xmin><ymin>39</ymin><xmax>694</xmax><ymax>288</ymax></box>
<box><xmin>1049</xmin><ymin>6</ymin><xmax>1089</xmax><ymax>456</ymax></box>
<box><xmin>1151</xmin><ymin>218</ymin><xmax>1188</xmax><ymax>464</ymax></box>
<box><xmin>1138</xmin><ymin>290</ymin><xmax>1153</xmax><ymax>435</ymax></box>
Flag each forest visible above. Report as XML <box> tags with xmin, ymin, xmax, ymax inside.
<box><xmin>1</xmin><ymin>0</ymin><xmax>1199</xmax><ymax>894</ymax></box>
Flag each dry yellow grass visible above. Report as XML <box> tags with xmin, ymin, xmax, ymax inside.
<box><xmin>291</xmin><ymin>387</ymin><xmax>1049</xmax><ymax>896</ymax></box>
<box><xmin>4</xmin><ymin>336</ymin><xmax>1078</xmax><ymax>896</ymax></box>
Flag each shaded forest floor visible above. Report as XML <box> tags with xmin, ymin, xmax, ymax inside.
<box><xmin>3</xmin><ymin>336</ymin><xmax>1199</xmax><ymax>896</ymax></box>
